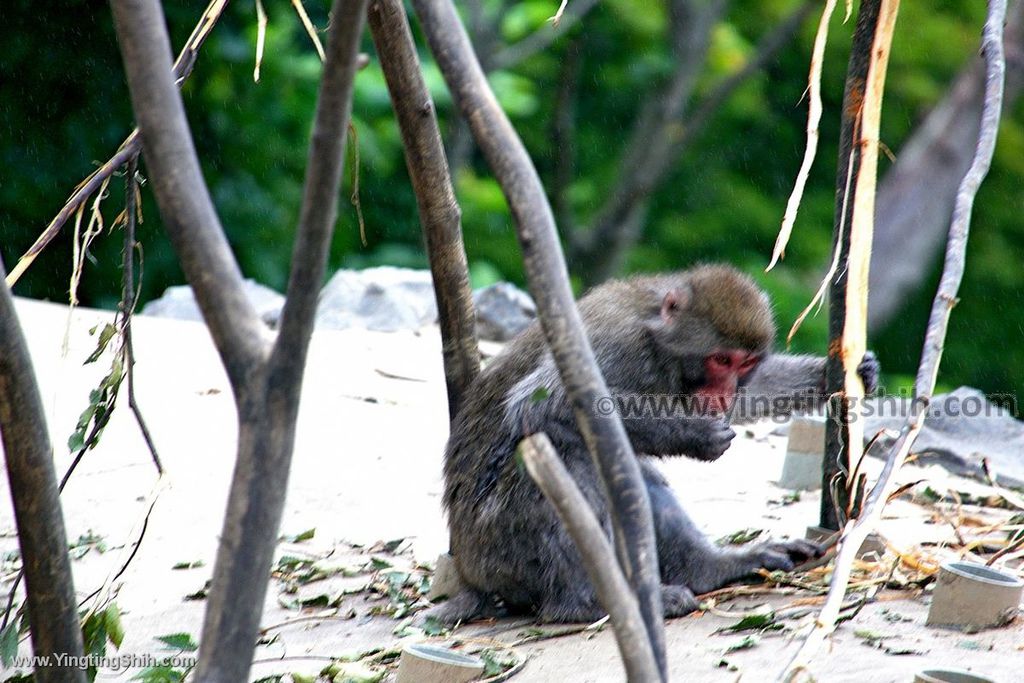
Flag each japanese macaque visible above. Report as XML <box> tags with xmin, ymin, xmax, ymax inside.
<box><xmin>430</xmin><ymin>264</ymin><xmax>879</xmax><ymax>623</ymax></box>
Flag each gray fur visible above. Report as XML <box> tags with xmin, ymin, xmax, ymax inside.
<box><xmin>429</xmin><ymin>266</ymin><xmax>879</xmax><ymax>624</ymax></box>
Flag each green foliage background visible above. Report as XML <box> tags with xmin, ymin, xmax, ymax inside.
<box><xmin>1</xmin><ymin>0</ymin><xmax>1021</xmax><ymax>395</ymax></box>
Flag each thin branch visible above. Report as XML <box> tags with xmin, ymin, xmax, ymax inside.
<box><xmin>290</xmin><ymin>0</ymin><xmax>326</xmax><ymax>61</ymax></box>
<box><xmin>120</xmin><ymin>156</ymin><xmax>164</xmax><ymax>474</ymax></box>
<box><xmin>3</xmin><ymin>347</ymin><xmax>119</xmax><ymax>631</ymax></box>
<box><xmin>348</xmin><ymin>122</ymin><xmax>368</xmax><ymax>247</ymax></box>
<box><xmin>273</xmin><ymin>0</ymin><xmax>368</xmax><ymax>370</ymax></box>
<box><xmin>110</xmin><ymin>0</ymin><xmax>269</xmax><ymax>392</ymax></box>
<box><xmin>410</xmin><ymin>0</ymin><xmax>666</xmax><ymax>676</ymax></box>
<box><xmin>489</xmin><ymin>0</ymin><xmax>600</xmax><ymax>71</ymax></box>
<box><xmin>0</xmin><ymin>573</ymin><xmax>18</xmax><ymax>633</ymax></box>
<box><xmin>0</xmin><ymin>413</ymin><xmax>105</xmax><ymax>631</ymax></box>
<box><xmin>986</xmin><ymin>529</ymin><xmax>1024</xmax><ymax>566</ymax></box>
<box><xmin>568</xmin><ymin>1</ymin><xmax>816</xmax><ymax>280</ymax></box>
<box><xmin>254</xmin><ymin>0</ymin><xmax>268</xmax><ymax>81</ymax></box>
<box><xmin>368</xmin><ymin>0</ymin><xmax>480</xmax><ymax>420</ymax></box>
<box><xmin>190</xmin><ymin>0</ymin><xmax>369</xmax><ymax>679</ymax></box>
<box><xmin>81</xmin><ymin>478</ymin><xmax>166</xmax><ymax>622</ymax></box>
<box><xmin>550</xmin><ymin>0</ymin><xmax>571</xmax><ymax>26</ymax></box>
<box><xmin>780</xmin><ymin>0</ymin><xmax>1007</xmax><ymax>677</ymax></box>
<box><xmin>819</xmin><ymin>0</ymin><xmax>889</xmax><ymax>533</ymax></box>
<box><xmin>520</xmin><ymin>434</ymin><xmax>661</xmax><ymax>683</ymax></box>
<box><xmin>2</xmin><ymin>157</ymin><xmax>162</xmax><ymax>631</ymax></box>
<box><xmin>827</xmin><ymin>0</ymin><xmax>896</xmax><ymax>525</ymax></box>
<box><xmin>4</xmin><ymin>0</ymin><xmax>229</xmax><ymax>289</ymax></box>
<box><xmin>914</xmin><ymin>3</ymin><xmax>1007</xmax><ymax>396</ymax></box>
<box><xmin>767</xmin><ymin>0</ymin><xmax>840</xmax><ymax>271</ymax></box>
<box><xmin>0</xmin><ymin>265</ymin><xmax>87</xmax><ymax>682</ymax></box>
<box><xmin>786</xmin><ymin>139</ymin><xmax>856</xmax><ymax>346</ymax></box>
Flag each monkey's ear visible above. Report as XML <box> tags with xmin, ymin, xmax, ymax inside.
<box><xmin>660</xmin><ymin>287</ymin><xmax>690</xmax><ymax>323</ymax></box>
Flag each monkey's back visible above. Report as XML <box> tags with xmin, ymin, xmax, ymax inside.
<box><xmin>441</xmin><ymin>277</ymin><xmax>667</xmax><ymax>615</ymax></box>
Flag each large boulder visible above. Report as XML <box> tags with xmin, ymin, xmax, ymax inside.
<box><xmin>315</xmin><ymin>266</ymin><xmax>437</xmax><ymax>332</ymax></box>
<box><xmin>140</xmin><ymin>279</ymin><xmax>284</xmax><ymax>326</ymax></box>
<box><xmin>473</xmin><ymin>282</ymin><xmax>536</xmax><ymax>342</ymax></box>
<box><xmin>865</xmin><ymin>387</ymin><xmax>1024</xmax><ymax>487</ymax></box>
<box><xmin>142</xmin><ymin>268</ymin><xmax>541</xmax><ymax>341</ymax></box>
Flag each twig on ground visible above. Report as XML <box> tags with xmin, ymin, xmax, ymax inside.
<box><xmin>986</xmin><ymin>530</ymin><xmax>1024</xmax><ymax>566</ymax></box>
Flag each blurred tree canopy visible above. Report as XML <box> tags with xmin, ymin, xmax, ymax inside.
<box><xmin>1</xmin><ymin>0</ymin><xmax>1021</xmax><ymax>395</ymax></box>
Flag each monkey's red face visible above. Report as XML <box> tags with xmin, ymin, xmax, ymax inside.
<box><xmin>697</xmin><ymin>349</ymin><xmax>760</xmax><ymax>413</ymax></box>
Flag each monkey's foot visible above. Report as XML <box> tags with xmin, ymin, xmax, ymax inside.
<box><xmin>662</xmin><ymin>584</ymin><xmax>699</xmax><ymax>618</ymax></box>
<box><xmin>751</xmin><ymin>538</ymin><xmax>824</xmax><ymax>572</ymax></box>
<box><xmin>417</xmin><ymin>588</ymin><xmax>499</xmax><ymax>626</ymax></box>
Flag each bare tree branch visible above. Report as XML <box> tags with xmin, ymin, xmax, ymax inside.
<box><xmin>112</xmin><ymin>0</ymin><xmax>369</xmax><ymax>680</ymax></box>
<box><xmin>868</xmin><ymin>0</ymin><xmax>1024</xmax><ymax>331</ymax></box>
<box><xmin>820</xmin><ymin>0</ymin><xmax>896</xmax><ymax>532</ymax></box>
<box><xmin>274</xmin><ymin>0</ymin><xmax>367</xmax><ymax>367</ymax></box>
<box><xmin>521</xmin><ymin>434</ymin><xmax>661</xmax><ymax>683</ymax></box>
<box><xmin>121</xmin><ymin>156</ymin><xmax>164</xmax><ymax>474</ymax></box>
<box><xmin>445</xmin><ymin>0</ymin><xmax>591</xmax><ymax>174</ymax></box>
<box><xmin>410</xmin><ymin>0</ymin><xmax>667</xmax><ymax>676</ymax></box>
<box><xmin>914</xmin><ymin>2</ymin><xmax>1006</xmax><ymax>396</ymax></box>
<box><xmin>0</xmin><ymin>262</ymin><xmax>86</xmax><ymax>683</ymax></box>
<box><xmin>110</xmin><ymin>0</ymin><xmax>268</xmax><ymax>391</ymax></box>
<box><xmin>368</xmin><ymin>0</ymin><xmax>480</xmax><ymax>419</ymax></box>
<box><xmin>490</xmin><ymin>0</ymin><xmax>601</xmax><ymax>71</ymax></box>
<box><xmin>5</xmin><ymin>0</ymin><xmax>229</xmax><ymax>289</ymax></box>
<box><xmin>781</xmin><ymin>0</ymin><xmax>1007</xmax><ymax>677</ymax></box>
<box><xmin>191</xmin><ymin>0</ymin><xmax>369</xmax><ymax>679</ymax></box>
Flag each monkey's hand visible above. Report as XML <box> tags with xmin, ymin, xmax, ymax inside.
<box><xmin>684</xmin><ymin>417</ymin><xmax>736</xmax><ymax>462</ymax></box>
<box><xmin>858</xmin><ymin>351</ymin><xmax>880</xmax><ymax>395</ymax></box>
<box><xmin>622</xmin><ymin>413</ymin><xmax>736</xmax><ymax>459</ymax></box>
<box><xmin>748</xmin><ymin>539</ymin><xmax>824</xmax><ymax>573</ymax></box>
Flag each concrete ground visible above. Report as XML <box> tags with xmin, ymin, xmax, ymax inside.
<box><xmin>1</xmin><ymin>297</ymin><xmax>1022</xmax><ymax>682</ymax></box>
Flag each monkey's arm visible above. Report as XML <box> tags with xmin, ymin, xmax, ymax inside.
<box><xmin>732</xmin><ymin>353</ymin><xmax>825</xmax><ymax>423</ymax></box>
<box><xmin>732</xmin><ymin>352</ymin><xmax>879</xmax><ymax>423</ymax></box>
<box><xmin>604</xmin><ymin>389</ymin><xmax>736</xmax><ymax>461</ymax></box>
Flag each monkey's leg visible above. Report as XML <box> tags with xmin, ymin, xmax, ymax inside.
<box><xmin>644</xmin><ymin>462</ymin><xmax>822</xmax><ymax>594</ymax></box>
<box><xmin>526</xmin><ymin>454</ymin><xmax>700</xmax><ymax>622</ymax></box>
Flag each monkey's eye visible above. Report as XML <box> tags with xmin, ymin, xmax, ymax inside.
<box><xmin>711</xmin><ymin>353</ymin><xmax>731</xmax><ymax>368</ymax></box>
